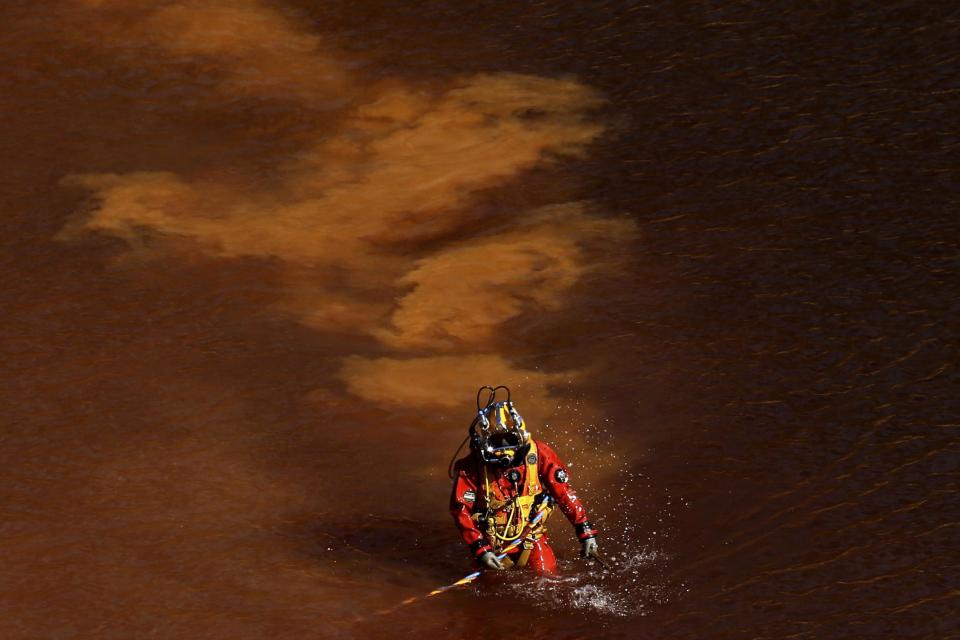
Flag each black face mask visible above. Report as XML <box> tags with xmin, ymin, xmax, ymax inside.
<box><xmin>481</xmin><ymin>442</ymin><xmax>529</xmax><ymax>468</ymax></box>
<box><xmin>488</xmin><ymin>433</ymin><xmax>520</xmax><ymax>449</ymax></box>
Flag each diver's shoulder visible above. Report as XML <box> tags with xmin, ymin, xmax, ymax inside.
<box><xmin>532</xmin><ymin>438</ymin><xmax>556</xmax><ymax>453</ymax></box>
<box><xmin>452</xmin><ymin>453</ymin><xmax>479</xmax><ymax>474</ymax></box>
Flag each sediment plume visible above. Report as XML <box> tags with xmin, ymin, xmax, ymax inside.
<box><xmin>62</xmin><ymin>0</ymin><xmax>634</xmax><ymax>418</ymax></box>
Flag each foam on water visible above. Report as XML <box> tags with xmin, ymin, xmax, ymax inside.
<box><xmin>494</xmin><ymin>548</ymin><xmax>672</xmax><ymax>619</ymax></box>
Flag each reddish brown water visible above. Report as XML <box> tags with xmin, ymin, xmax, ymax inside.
<box><xmin>2</xmin><ymin>2</ymin><xmax>957</xmax><ymax>638</ymax></box>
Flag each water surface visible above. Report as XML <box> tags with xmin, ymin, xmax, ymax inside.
<box><xmin>1</xmin><ymin>2</ymin><xmax>957</xmax><ymax>638</ymax></box>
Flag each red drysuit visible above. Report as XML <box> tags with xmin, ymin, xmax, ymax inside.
<box><xmin>449</xmin><ymin>439</ymin><xmax>597</xmax><ymax>574</ymax></box>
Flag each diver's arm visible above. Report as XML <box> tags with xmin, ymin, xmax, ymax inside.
<box><xmin>449</xmin><ymin>459</ymin><xmax>493</xmax><ymax>558</ymax></box>
<box><xmin>536</xmin><ymin>440</ymin><xmax>600</xmax><ymax>543</ymax></box>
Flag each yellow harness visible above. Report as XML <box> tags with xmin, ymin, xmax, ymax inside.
<box><xmin>478</xmin><ymin>441</ymin><xmax>553</xmax><ymax>564</ymax></box>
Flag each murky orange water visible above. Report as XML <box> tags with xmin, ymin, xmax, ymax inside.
<box><xmin>2</xmin><ymin>2</ymin><xmax>957</xmax><ymax>638</ymax></box>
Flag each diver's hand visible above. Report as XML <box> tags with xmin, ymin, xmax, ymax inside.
<box><xmin>479</xmin><ymin>551</ymin><xmax>505</xmax><ymax>571</ymax></box>
<box><xmin>580</xmin><ymin>537</ymin><xmax>599</xmax><ymax>559</ymax></box>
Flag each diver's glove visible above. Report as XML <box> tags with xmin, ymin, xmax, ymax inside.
<box><xmin>576</xmin><ymin>521</ymin><xmax>600</xmax><ymax>559</ymax></box>
<box><xmin>479</xmin><ymin>551</ymin><xmax>505</xmax><ymax>571</ymax></box>
<box><xmin>580</xmin><ymin>537</ymin><xmax>599</xmax><ymax>560</ymax></box>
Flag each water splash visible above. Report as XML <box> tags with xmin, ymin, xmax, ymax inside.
<box><xmin>467</xmin><ymin>396</ymin><xmax>687</xmax><ymax>620</ymax></box>
<box><xmin>491</xmin><ymin>549</ymin><xmax>669</xmax><ymax>619</ymax></box>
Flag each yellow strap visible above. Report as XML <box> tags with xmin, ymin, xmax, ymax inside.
<box><xmin>516</xmin><ymin>546</ymin><xmax>532</xmax><ymax>568</ymax></box>
<box><xmin>482</xmin><ymin>440</ymin><xmax>539</xmax><ymax>504</ymax></box>
<box><xmin>525</xmin><ymin>440</ymin><xmax>540</xmax><ymax>495</ymax></box>
<box><xmin>483</xmin><ymin>465</ymin><xmax>490</xmax><ymax>503</ymax></box>
<box><xmin>482</xmin><ymin>441</ymin><xmax>550</xmax><ymax>548</ymax></box>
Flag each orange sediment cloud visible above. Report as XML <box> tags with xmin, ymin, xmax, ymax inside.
<box><xmin>69</xmin><ymin>0</ymin><xmax>349</xmax><ymax>102</ymax></box>
<box><xmin>378</xmin><ymin>204</ymin><xmax>634</xmax><ymax>351</ymax></box>
<box><xmin>61</xmin><ymin>0</ymin><xmax>635</xmax><ymax>419</ymax></box>
<box><xmin>337</xmin><ymin>354</ymin><xmax>572</xmax><ymax>412</ymax></box>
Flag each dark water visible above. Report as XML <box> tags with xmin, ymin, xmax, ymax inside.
<box><xmin>1</xmin><ymin>2</ymin><xmax>957</xmax><ymax>639</ymax></box>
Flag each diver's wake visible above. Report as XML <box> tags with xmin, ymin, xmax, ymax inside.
<box><xmin>503</xmin><ymin>551</ymin><xmax>667</xmax><ymax>618</ymax></box>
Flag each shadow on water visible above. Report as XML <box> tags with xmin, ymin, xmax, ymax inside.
<box><xmin>306</xmin><ymin>515</ymin><xmax>464</xmax><ymax>577</ymax></box>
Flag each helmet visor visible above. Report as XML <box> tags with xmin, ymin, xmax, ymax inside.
<box><xmin>488</xmin><ymin>432</ymin><xmax>521</xmax><ymax>450</ymax></box>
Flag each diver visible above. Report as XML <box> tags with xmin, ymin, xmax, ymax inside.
<box><xmin>449</xmin><ymin>386</ymin><xmax>601</xmax><ymax>574</ymax></box>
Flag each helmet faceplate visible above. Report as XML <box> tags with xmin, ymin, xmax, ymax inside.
<box><xmin>472</xmin><ymin>400</ymin><xmax>530</xmax><ymax>467</ymax></box>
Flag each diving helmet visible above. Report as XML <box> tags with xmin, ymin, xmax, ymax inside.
<box><xmin>469</xmin><ymin>386</ymin><xmax>530</xmax><ymax>467</ymax></box>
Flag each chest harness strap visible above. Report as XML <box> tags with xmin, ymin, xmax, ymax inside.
<box><xmin>480</xmin><ymin>441</ymin><xmax>552</xmax><ymax>566</ymax></box>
